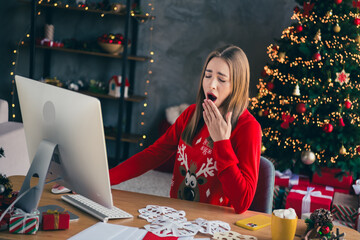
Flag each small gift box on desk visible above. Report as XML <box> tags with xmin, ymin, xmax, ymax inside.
<box><xmin>9</xmin><ymin>208</ymin><xmax>40</xmax><ymax>234</ymax></box>
<box><xmin>331</xmin><ymin>192</ymin><xmax>358</xmax><ymax>224</ymax></box>
<box><xmin>42</xmin><ymin>210</ymin><xmax>70</xmax><ymax>230</ymax></box>
<box><xmin>285</xmin><ymin>186</ymin><xmax>333</xmax><ymax>218</ymax></box>
<box><xmin>312</xmin><ymin>167</ymin><xmax>353</xmax><ymax>191</ymax></box>
<box><xmin>275</xmin><ymin>169</ymin><xmax>310</xmax><ymax>188</ymax></box>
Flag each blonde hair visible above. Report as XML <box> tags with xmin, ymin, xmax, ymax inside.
<box><xmin>181</xmin><ymin>45</ymin><xmax>250</xmax><ymax>146</ymax></box>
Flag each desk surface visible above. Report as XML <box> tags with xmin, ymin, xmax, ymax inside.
<box><xmin>1</xmin><ymin>176</ymin><xmax>360</xmax><ymax>239</ymax></box>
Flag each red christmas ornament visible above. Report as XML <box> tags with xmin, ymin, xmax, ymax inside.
<box><xmin>357</xmin><ymin>146</ymin><xmax>360</xmax><ymax>153</ymax></box>
<box><xmin>266</xmin><ymin>82</ymin><xmax>274</xmax><ymax>91</ymax></box>
<box><xmin>261</xmin><ymin>69</ymin><xmax>268</xmax><ymax>78</ymax></box>
<box><xmin>263</xmin><ymin>110</ymin><xmax>269</xmax><ymax>116</ymax></box>
<box><xmin>335</xmin><ymin>0</ymin><xmax>342</xmax><ymax>4</ymax></box>
<box><xmin>313</xmin><ymin>52</ymin><xmax>321</xmax><ymax>61</ymax></box>
<box><xmin>354</xmin><ymin>18</ymin><xmax>360</xmax><ymax>26</ymax></box>
<box><xmin>321</xmin><ymin>226</ymin><xmax>330</xmax><ymax>235</ymax></box>
<box><xmin>296</xmin><ymin>103</ymin><xmax>306</xmax><ymax>113</ymax></box>
<box><xmin>323</xmin><ymin>123</ymin><xmax>334</xmax><ymax>133</ymax></box>
<box><xmin>339</xmin><ymin>118</ymin><xmax>345</xmax><ymax>127</ymax></box>
<box><xmin>296</xmin><ymin>24</ymin><xmax>303</xmax><ymax>32</ymax></box>
<box><xmin>344</xmin><ymin>100</ymin><xmax>352</xmax><ymax>109</ymax></box>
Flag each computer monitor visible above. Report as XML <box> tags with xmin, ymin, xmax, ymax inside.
<box><xmin>14</xmin><ymin>75</ymin><xmax>113</xmax><ymax>213</ymax></box>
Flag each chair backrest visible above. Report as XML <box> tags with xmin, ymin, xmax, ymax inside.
<box><xmin>249</xmin><ymin>156</ymin><xmax>275</xmax><ymax>214</ymax></box>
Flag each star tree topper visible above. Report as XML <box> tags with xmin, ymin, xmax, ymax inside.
<box><xmin>335</xmin><ymin>69</ymin><xmax>350</xmax><ymax>85</ymax></box>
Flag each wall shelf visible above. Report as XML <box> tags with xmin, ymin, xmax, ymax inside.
<box><xmin>79</xmin><ymin>90</ymin><xmax>146</xmax><ymax>102</ymax></box>
<box><xmin>35</xmin><ymin>45</ymin><xmax>149</xmax><ymax>61</ymax></box>
<box><xmin>27</xmin><ymin>0</ymin><xmax>148</xmax><ymax>164</ymax></box>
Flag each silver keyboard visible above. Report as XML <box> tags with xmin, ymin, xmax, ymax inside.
<box><xmin>61</xmin><ymin>194</ymin><xmax>133</xmax><ymax>222</ymax></box>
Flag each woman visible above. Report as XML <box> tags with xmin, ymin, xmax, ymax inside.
<box><xmin>109</xmin><ymin>45</ymin><xmax>261</xmax><ymax>214</ymax></box>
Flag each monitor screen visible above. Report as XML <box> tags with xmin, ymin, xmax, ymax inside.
<box><xmin>14</xmin><ymin>75</ymin><xmax>113</xmax><ymax>212</ymax></box>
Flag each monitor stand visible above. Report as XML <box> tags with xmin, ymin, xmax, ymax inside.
<box><xmin>15</xmin><ymin>140</ymin><xmax>58</xmax><ymax>213</ymax></box>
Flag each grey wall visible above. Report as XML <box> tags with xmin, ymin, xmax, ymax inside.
<box><xmin>0</xmin><ymin>0</ymin><xmax>296</xmax><ymax>158</ymax></box>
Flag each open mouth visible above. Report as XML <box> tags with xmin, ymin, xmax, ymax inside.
<box><xmin>207</xmin><ymin>93</ymin><xmax>217</xmax><ymax>102</ymax></box>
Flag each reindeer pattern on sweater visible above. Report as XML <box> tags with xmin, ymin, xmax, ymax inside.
<box><xmin>170</xmin><ymin>127</ymin><xmax>229</xmax><ymax>206</ymax></box>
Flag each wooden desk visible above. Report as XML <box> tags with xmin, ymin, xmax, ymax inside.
<box><xmin>1</xmin><ymin>176</ymin><xmax>360</xmax><ymax>239</ymax></box>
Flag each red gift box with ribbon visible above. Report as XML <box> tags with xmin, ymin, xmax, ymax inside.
<box><xmin>310</xmin><ymin>183</ymin><xmax>350</xmax><ymax>194</ymax></box>
<box><xmin>312</xmin><ymin>167</ymin><xmax>353</xmax><ymax>190</ymax></box>
<box><xmin>275</xmin><ymin>169</ymin><xmax>310</xmax><ymax>188</ymax></box>
<box><xmin>42</xmin><ymin>210</ymin><xmax>70</xmax><ymax>230</ymax></box>
<box><xmin>285</xmin><ymin>186</ymin><xmax>333</xmax><ymax>218</ymax></box>
<box><xmin>9</xmin><ymin>208</ymin><xmax>40</xmax><ymax>234</ymax></box>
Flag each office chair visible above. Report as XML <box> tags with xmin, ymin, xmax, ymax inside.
<box><xmin>249</xmin><ymin>156</ymin><xmax>275</xmax><ymax>214</ymax></box>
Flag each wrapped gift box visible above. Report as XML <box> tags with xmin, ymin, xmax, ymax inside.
<box><xmin>42</xmin><ymin>210</ymin><xmax>70</xmax><ymax>230</ymax></box>
<box><xmin>310</xmin><ymin>183</ymin><xmax>350</xmax><ymax>194</ymax></box>
<box><xmin>333</xmin><ymin>219</ymin><xmax>356</xmax><ymax>230</ymax></box>
<box><xmin>273</xmin><ymin>186</ymin><xmax>290</xmax><ymax>210</ymax></box>
<box><xmin>285</xmin><ymin>186</ymin><xmax>333</xmax><ymax>218</ymax></box>
<box><xmin>312</xmin><ymin>168</ymin><xmax>353</xmax><ymax>190</ymax></box>
<box><xmin>0</xmin><ymin>210</ymin><xmax>10</xmax><ymax>231</ymax></box>
<box><xmin>331</xmin><ymin>192</ymin><xmax>359</xmax><ymax>223</ymax></box>
<box><xmin>9</xmin><ymin>209</ymin><xmax>39</xmax><ymax>234</ymax></box>
<box><xmin>275</xmin><ymin>170</ymin><xmax>310</xmax><ymax>188</ymax></box>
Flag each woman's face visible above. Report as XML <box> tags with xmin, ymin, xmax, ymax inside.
<box><xmin>202</xmin><ymin>57</ymin><xmax>231</xmax><ymax>110</ymax></box>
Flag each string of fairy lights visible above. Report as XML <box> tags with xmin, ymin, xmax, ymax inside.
<box><xmin>9</xmin><ymin>29</ymin><xmax>31</xmax><ymax>120</ymax></box>
<box><xmin>9</xmin><ymin>0</ymin><xmax>156</xmax><ymax>149</ymax></box>
<box><xmin>250</xmin><ymin>4</ymin><xmax>360</xmax><ymax>166</ymax></box>
<box><xmin>138</xmin><ymin>0</ymin><xmax>155</xmax><ymax>148</ymax></box>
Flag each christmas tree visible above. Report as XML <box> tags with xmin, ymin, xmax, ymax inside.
<box><xmin>250</xmin><ymin>0</ymin><xmax>360</xmax><ymax>177</ymax></box>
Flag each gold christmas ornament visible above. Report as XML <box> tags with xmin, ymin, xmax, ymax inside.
<box><xmin>339</xmin><ymin>145</ymin><xmax>347</xmax><ymax>155</ymax></box>
<box><xmin>356</xmin><ymin>35</ymin><xmax>360</xmax><ymax>44</ymax></box>
<box><xmin>333</xmin><ymin>23</ymin><xmax>341</xmax><ymax>33</ymax></box>
<box><xmin>261</xmin><ymin>145</ymin><xmax>266</xmax><ymax>153</ymax></box>
<box><xmin>328</xmin><ymin>78</ymin><xmax>332</xmax><ymax>83</ymax></box>
<box><xmin>301</xmin><ymin>150</ymin><xmax>316</xmax><ymax>165</ymax></box>
<box><xmin>293</xmin><ymin>84</ymin><xmax>301</xmax><ymax>96</ymax></box>
<box><xmin>326</xmin><ymin>10</ymin><xmax>333</xmax><ymax>17</ymax></box>
<box><xmin>258</xmin><ymin>110</ymin><xmax>263</xmax><ymax>117</ymax></box>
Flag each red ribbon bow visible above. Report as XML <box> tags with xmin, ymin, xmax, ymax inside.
<box><xmin>281</xmin><ymin>113</ymin><xmax>295</xmax><ymax>129</ymax></box>
<box><xmin>303</xmin><ymin>2</ymin><xmax>315</xmax><ymax>17</ymax></box>
<box><xmin>353</xmin><ymin>0</ymin><xmax>360</xmax><ymax>9</ymax></box>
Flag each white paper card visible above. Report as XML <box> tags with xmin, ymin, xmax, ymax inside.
<box><xmin>68</xmin><ymin>222</ymin><xmax>146</xmax><ymax>240</ymax></box>
<box><xmin>139</xmin><ymin>205</ymin><xmax>187</xmax><ymax>222</ymax></box>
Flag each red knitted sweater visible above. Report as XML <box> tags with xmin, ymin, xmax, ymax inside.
<box><xmin>109</xmin><ymin>104</ymin><xmax>262</xmax><ymax>213</ymax></box>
